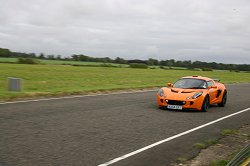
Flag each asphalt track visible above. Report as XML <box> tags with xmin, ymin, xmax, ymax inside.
<box><xmin>0</xmin><ymin>84</ymin><xmax>249</xmax><ymax>166</ymax></box>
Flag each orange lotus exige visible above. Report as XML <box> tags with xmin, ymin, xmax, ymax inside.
<box><xmin>157</xmin><ymin>76</ymin><xmax>227</xmax><ymax>112</ymax></box>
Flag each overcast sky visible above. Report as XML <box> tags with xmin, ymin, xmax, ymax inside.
<box><xmin>0</xmin><ymin>0</ymin><xmax>250</xmax><ymax>64</ymax></box>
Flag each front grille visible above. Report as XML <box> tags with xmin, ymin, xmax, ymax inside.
<box><xmin>167</xmin><ymin>100</ymin><xmax>186</xmax><ymax>105</ymax></box>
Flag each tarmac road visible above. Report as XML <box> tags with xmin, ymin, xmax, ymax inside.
<box><xmin>0</xmin><ymin>84</ymin><xmax>250</xmax><ymax>166</ymax></box>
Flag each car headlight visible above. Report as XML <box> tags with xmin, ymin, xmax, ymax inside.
<box><xmin>158</xmin><ymin>88</ymin><xmax>166</xmax><ymax>97</ymax></box>
<box><xmin>192</xmin><ymin>91</ymin><xmax>203</xmax><ymax>99</ymax></box>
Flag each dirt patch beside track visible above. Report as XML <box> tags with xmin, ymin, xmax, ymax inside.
<box><xmin>172</xmin><ymin>124</ymin><xmax>250</xmax><ymax>166</ymax></box>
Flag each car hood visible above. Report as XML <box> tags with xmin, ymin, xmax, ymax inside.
<box><xmin>164</xmin><ymin>88</ymin><xmax>204</xmax><ymax>100</ymax></box>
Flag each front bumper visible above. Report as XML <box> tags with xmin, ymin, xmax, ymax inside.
<box><xmin>157</xmin><ymin>95</ymin><xmax>204</xmax><ymax>111</ymax></box>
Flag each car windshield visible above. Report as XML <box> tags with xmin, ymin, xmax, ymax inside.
<box><xmin>173</xmin><ymin>78</ymin><xmax>207</xmax><ymax>89</ymax></box>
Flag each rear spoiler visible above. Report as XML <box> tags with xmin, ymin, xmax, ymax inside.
<box><xmin>213</xmin><ymin>78</ymin><xmax>220</xmax><ymax>82</ymax></box>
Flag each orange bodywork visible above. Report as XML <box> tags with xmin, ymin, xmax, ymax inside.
<box><xmin>157</xmin><ymin>76</ymin><xmax>227</xmax><ymax>111</ymax></box>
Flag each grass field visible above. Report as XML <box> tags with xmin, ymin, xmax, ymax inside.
<box><xmin>0</xmin><ymin>57</ymin><xmax>17</xmax><ymax>63</ymax></box>
<box><xmin>0</xmin><ymin>63</ymin><xmax>250</xmax><ymax>101</ymax></box>
<box><xmin>0</xmin><ymin>57</ymin><xmax>129</xmax><ymax>67</ymax></box>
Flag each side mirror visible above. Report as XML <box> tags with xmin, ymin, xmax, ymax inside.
<box><xmin>167</xmin><ymin>83</ymin><xmax>173</xmax><ymax>87</ymax></box>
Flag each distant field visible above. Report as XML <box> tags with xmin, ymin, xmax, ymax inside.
<box><xmin>0</xmin><ymin>57</ymin><xmax>129</xmax><ymax>67</ymax></box>
<box><xmin>0</xmin><ymin>57</ymin><xmax>17</xmax><ymax>63</ymax></box>
<box><xmin>0</xmin><ymin>57</ymin><xmax>197</xmax><ymax>70</ymax></box>
<box><xmin>0</xmin><ymin>63</ymin><xmax>250</xmax><ymax>101</ymax></box>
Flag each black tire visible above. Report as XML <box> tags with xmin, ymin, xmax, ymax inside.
<box><xmin>218</xmin><ymin>91</ymin><xmax>227</xmax><ymax>107</ymax></box>
<box><xmin>201</xmin><ymin>96</ymin><xmax>209</xmax><ymax>112</ymax></box>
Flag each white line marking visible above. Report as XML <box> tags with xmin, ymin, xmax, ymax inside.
<box><xmin>98</xmin><ymin>107</ymin><xmax>250</xmax><ymax>166</ymax></box>
<box><xmin>0</xmin><ymin>89</ymin><xmax>157</xmax><ymax>105</ymax></box>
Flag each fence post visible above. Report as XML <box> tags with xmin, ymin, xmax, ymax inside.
<box><xmin>8</xmin><ymin>77</ymin><xmax>22</xmax><ymax>91</ymax></box>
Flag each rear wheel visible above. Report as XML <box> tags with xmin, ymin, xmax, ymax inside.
<box><xmin>218</xmin><ymin>91</ymin><xmax>227</xmax><ymax>107</ymax></box>
<box><xmin>201</xmin><ymin>96</ymin><xmax>209</xmax><ymax>112</ymax></box>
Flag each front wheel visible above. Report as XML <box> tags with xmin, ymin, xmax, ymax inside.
<box><xmin>218</xmin><ymin>91</ymin><xmax>227</xmax><ymax>107</ymax></box>
<box><xmin>201</xmin><ymin>96</ymin><xmax>209</xmax><ymax>112</ymax></box>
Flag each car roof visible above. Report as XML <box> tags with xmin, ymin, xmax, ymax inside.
<box><xmin>181</xmin><ymin>76</ymin><xmax>212</xmax><ymax>81</ymax></box>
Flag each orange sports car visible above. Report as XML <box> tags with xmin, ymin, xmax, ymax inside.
<box><xmin>157</xmin><ymin>76</ymin><xmax>227</xmax><ymax>111</ymax></box>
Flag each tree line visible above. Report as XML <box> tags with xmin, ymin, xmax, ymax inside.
<box><xmin>0</xmin><ymin>48</ymin><xmax>249</xmax><ymax>71</ymax></box>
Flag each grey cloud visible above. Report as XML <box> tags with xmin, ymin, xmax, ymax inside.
<box><xmin>0</xmin><ymin>0</ymin><xmax>250</xmax><ymax>63</ymax></box>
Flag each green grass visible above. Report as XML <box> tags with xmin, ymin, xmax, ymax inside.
<box><xmin>0</xmin><ymin>57</ymin><xmax>17</xmax><ymax>63</ymax></box>
<box><xmin>206</xmin><ymin>139</ymin><xmax>218</xmax><ymax>146</ymax></box>
<box><xmin>177</xmin><ymin>157</ymin><xmax>188</xmax><ymax>163</ymax></box>
<box><xmin>221</xmin><ymin>129</ymin><xmax>238</xmax><ymax>136</ymax></box>
<box><xmin>0</xmin><ymin>63</ymin><xmax>250</xmax><ymax>101</ymax></box>
<box><xmin>194</xmin><ymin>143</ymin><xmax>207</xmax><ymax>149</ymax></box>
<box><xmin>41</xmin><ymin>59</ymin><xmax>129</xmax><ymax>67</ymax></box>
<box><xmin>0</xmin><ymin>57</ymin><xmax>129</xmax><ymax>67</ymax></box>
<box><xmin>210</xmin><ymin>160</ymin><xmax>229</xmax><ymax>166</ymax></box>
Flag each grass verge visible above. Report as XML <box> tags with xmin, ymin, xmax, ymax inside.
<box><xmin>172</xmin><ymin>125</ymin><xmax>250</xmax><ymax>166</ymax></box>
<box><xmin>210</xmin><ymin>160</ymin><xmax>229</xmax><ymax>166</ymax></box>
<box><xmin>221</xmin><ymin>129</ymin><xmax>238</xmax><ymax>136</ymax></box>
<box><xmin>1</xmin><ymin>63</ymin><xmax>250</xmax><ymax>101</ymax></box>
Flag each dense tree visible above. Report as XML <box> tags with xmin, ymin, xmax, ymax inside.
<box><xmin>56</xmin><ymin>55</ymin><xmax>62</xmax><ymax>60</ymax></box>
<box><xmin>114</xmin><ymin>57</ymin><xmax>127</xmax><ymax>64</ymax></box>
<box><xmin>1</xmin><ymin>47</ymin><xmax>250</xmax><ymax>71</ymax></box>
<box><xmin>127</xmin><ymin>59</ymin><xmax>147</xmax><ymax>64</ymax></box>
<box><xmin>0</xmin><ymin>48</ymin><xmax>11</xmax><ymax>57</ymax></box>
<box><xmin>71</xmin><ymin>54</ymin><xmax>90</xmax><ymax>61</ymax></box>
<box><xmin>159</xmin><ymin>59</ymin><xmax>175</xmax><ymax>67</ymax></box>
<box><xmin>47</xmin><ymin>55</ymin><xmax>55</xmax><ymax>60</ymax></box>
<box><xmin>29</xmin><ymin>53</ymin><xmax>36</xmax><ymax>58</ymax></box>
<box><xmin>38</xmin><ymin>53</ymin><xmax>45</xmax><ymax>59</ymax></box>
<box><xmin>147</xmin><ymin>58</ymin><xmax>159</xmax><ymax>66</ymax></box>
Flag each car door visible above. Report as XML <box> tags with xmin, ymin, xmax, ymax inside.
<box><xmin>207</xmin><ymin>80</ymin><xmax>218</xmax><ymax>104</ymax></box>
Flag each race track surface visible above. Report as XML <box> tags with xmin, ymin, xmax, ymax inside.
<box><xmin>0</xmin><ymin>84</ymin><xmax>250</xmax><ymax>166</ymax></box>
